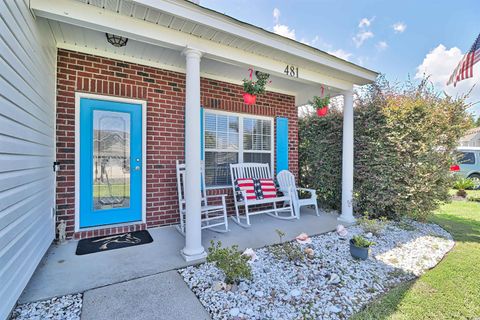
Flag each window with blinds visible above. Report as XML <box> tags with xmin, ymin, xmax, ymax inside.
<box><xmin>204</xmin><ymin>111</ymin><xmax>273</xmax><ymax>187</ymax></box>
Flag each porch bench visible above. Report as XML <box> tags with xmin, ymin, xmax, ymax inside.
<box><xmin>229</xmin><ymin>163</ymin><xmax>295</xmax><ymax>226</ymax></box>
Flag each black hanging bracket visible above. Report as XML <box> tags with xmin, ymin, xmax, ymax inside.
<box><xmin>53</xmin><ymin>161</ymin><xmax>61</xmax><ymax>172</ymax></box>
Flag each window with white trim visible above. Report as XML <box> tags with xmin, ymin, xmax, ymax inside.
<box><xmin>204</xmin><ymin>111</ymin><xmax>273</xmax><ymax>187</ymax></box>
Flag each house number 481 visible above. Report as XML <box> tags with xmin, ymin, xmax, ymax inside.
<box><xmin>284</xmin><ymin>65</ymin><xmax>299</xmax><ymax>78</ymax></box>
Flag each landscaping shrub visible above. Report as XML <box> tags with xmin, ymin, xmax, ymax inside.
<box><xmin>299</xmin><ymin>78</ymin><xmax>471</xmax><ymax>221</ymax></box>
<box><xmin>357</xmin><ymin>214</ymin><xmax>387</xmax><ymax>235</ymax></box>
<box><xmin>269</xmin><ymin>229</ymin><xmax>305</xmax><ymax>262</ymax></box>
<box><xmin>207</xmin><ymin>241</ymin><xmax>252</xmax><ymax>284</ymax></box>
<box><xmin>453</xmin><ymin>178</ymin><xmax>475</xmax><ymax>190</ymax></box>
<box><xmin>299</xmin><ymin>109</ymin><xmax>343</xmax><ymax>209</ymax></box>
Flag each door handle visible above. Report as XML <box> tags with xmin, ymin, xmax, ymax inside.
<box><xmin>134</xmin><ymin>165</ymin><xmax>141</xmax><ymax>171</ymax></box>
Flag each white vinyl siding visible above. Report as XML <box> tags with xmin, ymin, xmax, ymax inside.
<box><xmin>0</xmin><ymin>1</ymin><xmax>56</xmax><ymax>318</ymax></box>
<box><xmin>204</xmin><ymin>111</ymin><xmax>273</xmax><ymax>187</ymax></box>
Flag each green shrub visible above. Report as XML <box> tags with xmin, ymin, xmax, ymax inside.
<box><xmin>453</xmin><ymin>178</ymin><xmax>475</xmax><ymax>190</ymax></box>
<box><xmin>358</xmin><ymin>214</ymin><xmax>387</xmax><ymax>235</ymax></box>
<box><xmin>352</xmin><ymin>235</ymin><xmax>375</xmax><ymax>248</ymax></box>
<box><xmin>269</xmin><ymin>229</ymin><xmax>305</xmax><ymax>262</ymax></box>
<box><xmin>299</xmin><ymin>109</ymin><xmax>343</xmax><ymax>209</ymax></box>
<box><xmin>299</xmin><ymin>78</ymin><xmax>471</xmax><ymax>221</ymax></box>
<box><xmin>206</xmin><ymin>241</ymin><xmax>252</xmax><ymax>284</ymax></box>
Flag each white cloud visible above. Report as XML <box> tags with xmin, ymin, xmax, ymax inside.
<box><xmin>358</xmin><ymin>17</ymin><xmax>374</xmax><ymax>28</ymax></box>
<box><xmin>393</xmin><ymin>22</ymin><xmax>407</xmax><ymax>33</ymax></box>
<box><xmin>328</xmin><ymin>49</ymin><xmax>353</xmax><ymax>61</ymax></box>
<box><xmin>272</xmin><ymin>8</ymin><xmax>296</xmax><ymax>40</ymax></box>
<box><xmin>376</xmin><ymin>41</ymin><xmax>388</xmax><ymax>51</ymax></box>
<box><xmin>273</xmin><ymin>8</ymin><xmax>280</xmax><ymax>23</ymax></box>
<box><xmin>415</xmin><ymin>44</ymin><xmax>480</xmax><ymax>111</ymax></box>
<box><xmin>273</xmin><ymin>24</ymin><xmax>296</xmax><ymax>40</ymax></box>
<box><xmin>353</xmin><ymin>30</ymin><xmax>374</xmax><ymax>47</ymax></box>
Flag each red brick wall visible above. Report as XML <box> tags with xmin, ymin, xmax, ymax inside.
<box><xmin>55</xmin><ymin>49</ymin><xmax>297</xmax><ymax>239</ymax></box>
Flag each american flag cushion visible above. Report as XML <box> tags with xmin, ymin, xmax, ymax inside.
<box><xmin>257</xmin><ymin>178</ymin><xmax>277</xmax><ymax>199</ymax></box>
<box><xmin>235</xmin><ymin>178</ymin><xmax>257</xmax><ymax>201</ymax></box>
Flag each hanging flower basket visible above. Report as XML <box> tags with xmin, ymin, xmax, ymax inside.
<box><xmin>242</xmin><ymin>68</ymin><xmax>270</xmax><ymax>105</ymax></box>
<box><xmin>243</xmin><ymin>93</ymin><xmax>257</xmax><ymax>105</ymax></box>
<box><xmin>316</xmin><ymin>106</ymin><xmax>328</xmax><ymax>117</ymax></box>
<box><xmin>310</xmin><ymin>93</ymin><xmax>330</xmax><ymax>117</ymax></box>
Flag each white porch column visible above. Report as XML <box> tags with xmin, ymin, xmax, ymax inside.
<box><xmin>181</xmin><ymin>48</ymin><xmax>206</xmax><ymax>261</ymax></box>
<box><xmin>338</xmin><ymin>90</ymin><xmax>356</xmax><ymax>224</ymax></box>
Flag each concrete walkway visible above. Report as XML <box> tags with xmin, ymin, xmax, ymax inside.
<box><xmin>81</xmin><ymin>271</ymin><xmax>210</xmax><ymax>320</ymax></box>
<box><xmin>20</xmin><ymin>208</ymin><xmax>341</xmax><ymax>305</ymax></box>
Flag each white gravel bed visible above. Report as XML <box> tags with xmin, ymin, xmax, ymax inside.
<box><xmin>179</xmin><ymin>220</ymin><xmax>454</xmax><ymax>320</ymax></box>
<box><xmin>10</xmin><ymin>294</ymin><xmax>82</xmax><ymax>320</ymax></box>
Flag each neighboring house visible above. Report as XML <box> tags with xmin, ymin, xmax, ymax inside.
<box><xmin>0</xmin><ymin>0</ymin><xmax>377</xmax><ymax>317</ymax></box>
<box><xmin>459</xmin><ymin>127</ymin><xmax>480</xmax><ymax>147</ymax></box>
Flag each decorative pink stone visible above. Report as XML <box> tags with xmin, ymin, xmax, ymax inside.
<box><xmin>295</xmin><ymin>233</ymin><xmax>312</xmax><ymax>244</ymax></box>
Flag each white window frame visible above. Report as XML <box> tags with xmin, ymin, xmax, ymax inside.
<box><xmin>204</xmin><ymin>109</ymin><xmax>275</xmax><ymax>189</ymax></box>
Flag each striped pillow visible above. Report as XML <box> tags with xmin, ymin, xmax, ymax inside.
<box><xmin>257</xmin><ymin>178</ymin><xmax>277</xmax><ymax>199</ymax></box>
<box><xmin>235</xmin><ymin>178</ymin><xmax>257</xmax><ymax>201</ymax></box>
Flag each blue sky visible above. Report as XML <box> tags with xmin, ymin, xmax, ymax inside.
<box><xmin>200</xmin><ymin>0</ymin><xmax>480</xmax><ymax>114</ymax></box>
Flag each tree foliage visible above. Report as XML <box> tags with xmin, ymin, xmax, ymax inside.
<box><xmin>299</xmin><ymin>78</ymin><xmax>471</xmax><ymax>220</ymax></box>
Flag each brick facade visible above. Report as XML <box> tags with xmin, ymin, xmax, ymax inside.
<box><xmin>55</xmin><ymin>49</ymin><xmax>298</xmax><ymax>239</ymax></box>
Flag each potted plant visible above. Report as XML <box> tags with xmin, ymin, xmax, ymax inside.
<box><xmin>453</xmin><ymin>177</ymin><xmax>474</xmax><ymax>198</ymax></box>
<box><xmin>349</xmin><ymin>235</ymin><xmax>375</xmax><ymax>260</ymax></box>
<box><xmin>242</xmin><ymin>70</ymin><xmax>270</xmax><ymax>105</ymax></box>
<box><xmin>310</xmin><ymin>95</ymin><xmax>330</xmax><ymax>117</ymax></box>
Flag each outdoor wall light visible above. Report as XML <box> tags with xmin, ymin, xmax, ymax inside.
<box><xmin>106</xmin><ymin>33</ymin><xmax>128</xmax><ymax>47</ymax></box>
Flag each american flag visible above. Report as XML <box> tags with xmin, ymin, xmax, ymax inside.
<box><xmin>447</xmin><ymin>33</ymin><xmax>480</xmax><ymax>87</ymax></box>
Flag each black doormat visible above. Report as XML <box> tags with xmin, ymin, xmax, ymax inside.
<box><xmin>76</xmin><ymin>230</ymin><xmax>153</xmax><ymax>255</ymax></box>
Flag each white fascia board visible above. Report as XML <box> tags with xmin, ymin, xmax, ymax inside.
<box><xmin>30</xmin><ymin>0</ymin><xmax>355</xmax><ymax>91</ymax></box>
<box><xmin>135</xmin><ymin>0</ymin><xmax>378</xmax><ymax>82</ymax></box>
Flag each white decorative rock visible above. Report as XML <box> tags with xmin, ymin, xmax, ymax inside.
<box><xmin>242</xmin><ymin>248</ymin><xmax>258</xmax><ymax>263</ymax></box>
<box><xmin>336</xmin><ymin>224</ymin><xmax>348</xmax><ymax>237</ymax></box>
<box><xmin>328</xmin><ymin>305</ymin><xmax>341</xmax><ymax>313</ymax></box>
<box><xmin>327</xmin><ymin>273</ymin><xmax>340</xmax><ymax>285</ymax></box>
<box><xmin>212</xmin><ymin>281</ymin><xmax>225</xmax><ymax>291</ymax></box>
<box><xmin>229</xmin><ymin>308</ymin><xmax>240</xmax><ymax>317</ymax></box>
<box><xmin>179</xmin><ymin>220</ymin><xmax>454</xmax><ymax>320</ymax></box>
<box><xmin>290</xmin><ymin>289</ymin><xmax>302</xmax><ymax>298</ymax></box>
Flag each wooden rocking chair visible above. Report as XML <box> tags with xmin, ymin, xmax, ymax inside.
<box><xmin>176</xmin><ymin>161</ymin><xmax>229</xmax><ymax>234</ymax></box>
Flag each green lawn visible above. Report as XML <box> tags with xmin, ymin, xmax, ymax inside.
<box><xmin>352</xmin><ymin>192</ymin><xmax>480</xmax><ymax>320</ymax></box>
<box><xmin>449</xmin><ymin>188</ymin><xmax>480</xmax><ymax>199</ymax></box>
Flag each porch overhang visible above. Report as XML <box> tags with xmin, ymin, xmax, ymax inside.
<box><xmin>30</xmin><ymin>0</ymin><xmax>378</xmax><ymax>104</ymax></box>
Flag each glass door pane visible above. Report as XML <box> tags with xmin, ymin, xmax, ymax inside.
<box><xmin>93</xmin><ymin>110</ymin><xmax>131</xmax><ymax>210</ymax></box>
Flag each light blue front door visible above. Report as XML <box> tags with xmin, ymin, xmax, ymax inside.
<box><xmin>79</xmin><ymin>98</ymin><xmax>142</xmax><ymax>228</ymax></box>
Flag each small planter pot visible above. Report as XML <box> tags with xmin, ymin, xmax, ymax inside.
<box><xmin>316</xmin><ymin>106</ymin><xmax>328</xmax><ymax>117</ymax></box>
<box><xmin>243</xmin><ymin>93</ymin><xmax>257</xmax><ymax>105</ymax></box>
<box><xmin>349</xmin><ymin>239</ymin><xmax>370</xmax><ymax>260</ymax></box>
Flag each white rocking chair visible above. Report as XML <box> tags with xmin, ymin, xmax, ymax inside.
<box><xmin>277</xmin><ymin>170</ymin><xmax>319</xmax><ymax>218</ymax></box>
<box><xmin>176</xmin><ymin>161</ymin><xmax>229</xmax><ymax>234</ymax></box>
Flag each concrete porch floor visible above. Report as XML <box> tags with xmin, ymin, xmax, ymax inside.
<box><xmin>19</xmin><ymin>208</ymin><xmax>341</xmax><ymax>304</ymax></box>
